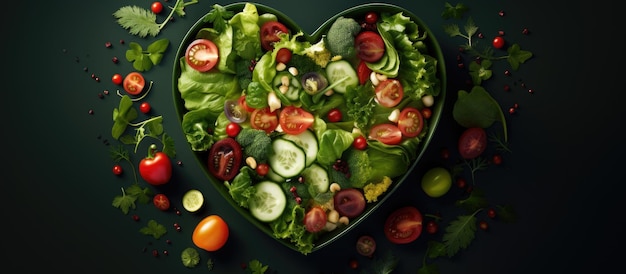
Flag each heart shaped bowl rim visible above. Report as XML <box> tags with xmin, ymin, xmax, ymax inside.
<box><xmin>172</xmin><ymin>1</ymin><xmax>447</xmax><ymax>253</ymax></box>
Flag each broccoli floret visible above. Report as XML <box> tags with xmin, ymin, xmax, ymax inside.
<box><xmin>235</xmin><ymin>128</ymin><xmax>271</xmax><ymax>163</ymax></box>
<box><xmin>302</xmin><ymin>39</ymin><xmax>332</xmax><ymax>68</ymax></box>
<box><xmin>325</xmin><ymin>16</ymin><xmax>361</xmax><ymax>59</ymax></box>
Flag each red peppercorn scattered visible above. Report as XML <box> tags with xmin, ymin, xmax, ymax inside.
<box><xmin>456</xmin><ymin>177</ymin><xmax>467</xmax><ymax>188</ymax></box>
<box><xmin>503</xmin><ymin>84</ymin><xmax>510</xmax><ymax>91</ymax></box>
<box><xmin>522</xmin><ymin>28</ymin><xmax>529</xmax><ymax>35</ymax></box>
<box><xmin>119</xmin><ymin>39</ymin><xmax>125</xmax><ymax>44</ymax></box>
<box><xmin>177</xmin><ymin>160</ymin><xmax>183</xmax><ymax>166</ymax></box>
<box><xmin>509</xmin><ymin>107</ymin><xmax>516</xmax><ymax>114</ymax></box>
<box><xmin>498</xmin><ymin>30</ymin><xmax>505</xmax><ymax>36</ymax></box>
<box><xmin>132</xmin><ymin>215</ymin><xmax>140</xmax><ymax>221</ymax></box>
<box><xmin>440</xmin><ymin>147</ymin><xmax>450</xmax><ymax>160</ymax></box>
<box><xmin>88</xmin><ymin>109</ymin><xmax>94</xmax><ymax>115</ymax></box>
<box><xmin>487</xmin><ymin>208</ymin><xmax>497</xmax><ymax>219</ymax></box>
<box><xmin>477</xmin><ymin>32</ymin><xmax>484</xmax><ymax>39</ymax></box>
<box><xmin>103</xmin><ymin>90</ymin><xmax>110</xmax><ymax>95</ymax></box>
<box><xmin>479</xmin><ymin>221</ymin><xmax>489</xmax><ymax>231</ymax></box>
<box><xmin>498</xmin><ymin>10</ymin><xmax>505</xmax><ymax>17</ymax></box>
<box><xmin>152</xmin><ymin>250</ymin><xmax>159</xmax><ymax>257</ymax></box>
<box><xmin>112</xmin><ymin>56</ymin><xmax>119</xmax><ymax>63</ymax></box>
<box><xmin>528</xmin><ymin>89</ymin><xmax>534</xmax><ymax>94</ymax></box>
<box><xmin>504</xmin><ymin>70</ymin><xmax>511</xmax><ymax>76</ymax></box>
<box><xmin>105</xmin><ymin>41</ymin><xmax>112</xmax><ymax>48</ymax></box>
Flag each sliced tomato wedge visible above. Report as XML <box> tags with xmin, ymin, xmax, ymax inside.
<box><xmin>185</xmin><ymin>39</ymin><xmax>219</xmax><ymax>72</ymax></box>
<box><xmin>384</xmin><ymin>206</ymin><xmax>423</xmax><ymax>244</ymax></box>
<box><xmin>368</xmin><ymin>124</ymin><xmax>402</xmax><ymax>145</ymax></box>
<box><xmin>375</xmin><ymin>79</ymin><xmax>403</xmax><ymax>107</ymax></box>
<box><xmin>260</xmin><ymin>21</ymin><xmax>289</xmax><ymax>51</ymax></box>
<box><xmin>278</xmin><ymin>106</ymin><xmax>314</xmax><ymax>135</ymax></box>
<box><xmin>123</xmin><ymin>72</ymin><xmax>145</xmax><ymax>95</ymax></box>
<box><xmin>397</xmin><ymin>107</ymin><xmax>424</xmax><ymax>138</ymax></box>
<box><xmin>250</xmin><ymin>107</ymin><xmax>279</xmax><ymax>133</ymax></box>
<box><xmin>356</xmin><ymin>60</ymin><xmax>372</xmax><ymax>85</ymax></box>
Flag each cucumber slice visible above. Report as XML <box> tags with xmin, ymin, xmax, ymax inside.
<box><xmin>272</xmin><ymin>71</ymin><xmax>301</xmax><ymax>101</ymax></box>
<box><xmin>301</xmin><ymin>163</ymin><xmax>330</xmax><ymax>195</ymax></box>
<box><xmin>325</xmin><ymin>60</ymin><xmax>359</xmax><ymax>93</ymax></box>
<box><xmin>266</xmin><ymin>167</ymin><xmax>286</xmax><ymax>183</ymax></box>
<box><xmin>249</xmin><ymin>181</ymin><xmax>287</xmax><ymax>222</ymax></box>
<box><xmin>182</xmin><ymin>189</ymin><xmax>204</xmax><ymax>213</ymax></box>
<box><xmin>280</xmin><ymin>129</ymin><xmax>318</xmax><ymax>167</ymax></box>
<box><xmin>268</xmin><ymin>138</ymin><xmax>306</xmax><ymax>178</ymax></box>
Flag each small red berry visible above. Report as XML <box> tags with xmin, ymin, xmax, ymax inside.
<box><xmin>132</xmin><ymin>214</ymin><xmax>140</xmax><ymax>221</ymax></box>
<box><xmin>440</xmin><ymin>147</ymin><xmax>450</xmax><ymax>160</ymax></box>
<box><xmin>140</xmin><ymin>102</ymin><xmax>151</xmax><ymax>114</ymax></box>
<box><xmin>487</xmin><ymin>208</ymin><xmax>497</xmax><ymax>219</ymax></box>
<box><xmin>456</xmin><ymin>177</ymin><xmax>467</xmax><ymax>189</ymax></box>
<box><xmin>112</xmin><ymin>164</ymin><xmax>123</xmax><ymax>175</ymax></box>
<box><xmin>426</xmin><ymin>220</ymin><xmax>438</xmax><ymax>234</ymax></box>
<box><xmin>492</xmin><ymin>36</ymin><xmax>505</xmax><ymax>49</ymax></box>
<box><xmin>522</xmin><ymin>28</ymin><xmax>530</xmax><ymax>35</ymax></box>
<box><xmin>498</xmin><ymin>10</ymin><xmax>505</xmax><ymax>17</ymax></box>
<box><xmin>105</xmin><ymin>41</ymin><xmax>112</xmax><ymax>48</ymax></box>
<box><xmin>349</xmin><ymin>259</ymin><xmax>359</xmax><ymax>269</ymax></box>
<box><xmin>479</xmin><ymin>220</ymin><xmax>489</xmax><ymax>231</ymax></box>
<box><xmin>492</xmin><ymin>154</ymin><xmax>503</xmax><ymax>165</ymax></box>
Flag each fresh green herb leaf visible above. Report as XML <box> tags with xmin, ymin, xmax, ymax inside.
<box><xmin>426</xmin><ymin>240</ymin><xmax>447</xmax><ymax>259</ymax></box>
<box><xmin>247</xmin><ymin>259</ymin><xmax>268</xmax><ymax>274</ymax></box>
<box><xmin>488</xmin><ymin>132</ymin><xmax>512</xmax><ymax>154</ymax></box>
<box><xmin>125</xmin><ymin>184</ymin><xmax>153</xmax><ymax>204</ymax></box>
<box><xmin>468</xmin><ymin>59</ymin><xmax>492</xmax><ymax>85</ymax></box>
<box><xmin>496</xmin><ymin>204</ymin><xmax>517</xmax><ymax>223</ymax></box>
<box><xmin>109</xmin><ymin>145</ymin><xmax>138</xmax><ymax>184</ymax></box>
<box><xmin>172</xmin><ymin>0</ymin><xmax>199</xmax><ymax>17</ymax></box>
<box><xmin>417</xmin><ymin>262</ymin><xmax>440</xmax><ymax>274</ymax></box>
<box><xmin>206</xmin><ymin>258</ymin><xmax>215</xmax><ymax>270</ymax></box>
<box><xmin>441</xmin><ymin>2</ymin><xmax>469</xmax><ymax>19</ymax></box>
<box><xmin>361</xmin><ymin>251</ymin><xmax>398</xmax><ymax>274</ymax></box>
<box><xmin>455</xmin><ymin>188</ymin><xmax>488</xmax><ymax>212</ymax></box>
<box><xmin>442</xmin><ymin>210</ymin><xmax>480</xmax><ymax>257</ymax></box>
<box><xmin>125</xmin><ymin>39</ymin><xmax>170</xmax><ymax>71</ymax></box>
<box><xmin>181</xmin><ymin>247</ymin><xmax>201</xmax><ymax>268</ymax></box>
<box><xmin>139</xmin><ymin>220</ymin><xmax>167</xmax><ymax>239</ymax></box>
<box><xmin>112</xmin><ymin>95</ymin><xmax>138</xmax><ymax>140</ymax></box>
<box><xmin>507</xmin><ymin>43</ymin><xmax>533</xmax><ymax>70</ymax></box>
<box><xmin>204</xmin><ymin>4</ymin><xmax>234</xmax><ymax>32</ymax></box>
<box><xmin>112</xmin><ymin>187</ymin><xmax>137</xmax><ymax>214</ymax></box>
<box><xmin>452</xmin><ymin>86</ymin><xmax>508</xmax><ymax>141</ymax></box>
<box><xmin>114</xmin><ymin>0</ymin><xmax>199</xmax><ymax>37</ymax></box>
<box><xmin>455</xmin><ymin>157</ymin><xmax>489</xmax><ymax>185</ymax></box>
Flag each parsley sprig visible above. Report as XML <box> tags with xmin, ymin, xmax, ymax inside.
<box><xmin>113</xmin><ymin>0</ymin><xmax>199</xmax><ymax>37</ymax></box>
<box><xmin>125</xmin><ymin>39</ymin><xmax>170</xmax><ymax>72</ymax></box>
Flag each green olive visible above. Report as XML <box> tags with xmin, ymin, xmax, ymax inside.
<box><xmin>421</xmin><ymin>167</ymin><xmax>452</xmax><ymax>198</ymax></box>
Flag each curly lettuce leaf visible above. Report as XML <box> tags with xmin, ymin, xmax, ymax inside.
<box><xmin>181</xmin><ymin>108</ymin><xmax>218</xmax><ymax>151</ymax></box>
<box><xmin>269</xmin><ymin>203</ymin><xmax>316</xmax><ymax>254</ymax></box>
<box><xmin>224</xmin><ymin>167</ymin><xmax>257</xmax><ymax>208</ymax></box>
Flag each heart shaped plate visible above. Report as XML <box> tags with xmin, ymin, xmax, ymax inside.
<box><xmin>172</xmin><ymin>2</ymin><xmax>446</xmax><ymax>254</ymax></box>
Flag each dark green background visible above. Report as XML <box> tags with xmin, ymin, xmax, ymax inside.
<box><xmin>4</xmin><ymin>0</ymin><xmax>622</xmax><ymax>273</ymax></box>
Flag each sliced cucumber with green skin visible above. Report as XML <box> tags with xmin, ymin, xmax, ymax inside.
<box><xmin>268</xmin><ymin>138</ymin><xmax>306</xmax><ymax>178</ymax></box>
<box><xmin>280</xmin><ymin>129</ymin><xmax>318</xmax><ymax>167</ymax></box>
<box><xmin>301</xmin><ymin>163</ymin><xmax>330</xmax><ymax>195</ymax></box>
<box><xmin>272</xmin><ymin>71</ymin><xmax>301</xmax><ymax>101</ymax></box>
<box><xmin>249</xmin><ymin>181</ymin><xmax>287</xmax><ymax>222</ymax></box>
<box><xmin>265</xmin><ymin>167</ymin><xmax>286</xmax><ymax>183</ymax></box>
<box><xmin>325</xmin><ymin>60</ymin><xmax>359</xmax><ymax>93</ymax></box>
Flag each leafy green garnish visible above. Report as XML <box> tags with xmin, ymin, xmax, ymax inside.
<box><xmin>361</xmin><ymin>251</ymin><xmax>398</xmax><ymax>274</ymax></box>
<box><xmin>204</xmin><ymin>4</ymin><xmax>234</xmax><ymax>32</ymax></box>
<box><xmin>441</xmin><ymin>2</ymin><xmax>469</xmax><ymax>19</ymax></box>
<box><xmin>112</xmin><ymin>185</ymin><xmax>153</xmax><ymax>214</ymax></box>
<box><xmin>113</xmin><ymin>0</ymin><xmax>199</xmax><ymax>37</ymax></box>
<box><xmin>506</xmin><ymin>43</ymin><xmax>533</xmax><ymax>70</ymax></box>
<box><xmin>112</xmin><ymin>187</ymin><xmax>137</xmax><ymax>214</ymax></box>
<box><xmin>125</xmin><ymin>39</ymin><xmax>169</xmax><ymax>72</ymax></box>
<box><xmin>468</xmin><ymin>59</ymin><xmax>492</xmax><ymax>85</ymax></box>
<box><xmin>139</xmin><ymin>220</ymin><xmax>167</xmax><ymax>239</ymax></box>
<box><xmin>455</xmin><ymin>188</ymin><xmax>488</xmax><ymax>213</ymax></box>
<box><xmin>495</xmin><ymin>204</ymin><xmax>517</xmax><ymax>223</ymax></box>
<box><xmin>452</xmin><ymin>86</ymin><xmax>508</xmax><ymax>141</ymax></box>
<box><xmin>109</xmin><ymin>145</ymin><xmax>138</xmax><ymax>184</ymax></box>
<box><xmin>181</xmin><ymin>247</ymin><xmax>201</xmax><ymax>268</ymax></box>
<box><xmin>441</xmin><ymin>210</ymin><xmax>480</xmax><ymax>257</ymax></box>
<box><xmin>247</xmin><ymin>259</ymin><xmax>268</xmax><ymax>274</ymax></box>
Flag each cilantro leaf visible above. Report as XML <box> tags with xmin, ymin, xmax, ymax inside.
<box><xmin>507</xmin><ymin>43</ymin><xmax>533</xmax><ymax>70</ymax></box>
<box><xmin>455</xmin><ymin>188</ymin><xmax>488</xmax><ymax>212</ymax></box>
<box><xmin>248</xmin><ymin>259</ymin><xmax>269</xmax><ymax>274</ymax></box>
<box><xmin>112</xmin><ymin>187</ymin><xmax>137</xmax><ymax>214</ymax></box>
<box><xmin>442</xmin><ymin>212</ymin><xmax>479</xmax><ymax>257</ymax></box>
<box><xmin>204</xmin><ymin>4</ymin><xmax>234</xmax><ymax>32</ymax></box>
<box><xmin>469</xmin><ymin>59</ymin><xmax>493</xmax><ymax>85</ymax></box>
<box><xmin>139</xmin><ymin>220</ymin><xmax>167</xmax><ymax>239</ymax></box>
<box><xmin>125</xmin><ymin>184</ymin><xmax>153</xmax><ymax>204</ymax></box>
<box><xmin>441</xmin><ymin>2</ymin><xmax>469</xmax><ymax>19</ymax></box>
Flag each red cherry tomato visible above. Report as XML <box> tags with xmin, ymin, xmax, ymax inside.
<box><xmin>327</xmin><ymin>108</ymin><xmax>342</xmax><ymax>122</ymax></box>
<box><xmin>356</xmin><ymin>60</ymin><xmax>372</xmax><ymax>85</ymax></box>
<box><xmin>225</xmin><ymin>122</ymin><xmax>241</xmax><ymax>137</ymax></box>
<box><xmin>356</xmin><ymin>235</ymin><xmax>376</xmax><ymax>257</ymax></box>
<box><xmin>492</xmin><ymin>36</ymin><xmax>505</xmax><ymax>49</ymax></box>
<box><xmin>192</xmin><ymin>215</ymin><xmax>229</xmax><ymax>252</ymax></box>
<box><xmin>112</xmin><ymin>73</ymin><xmax>123</xmax><ymax>85</ymax></box>
<box><xmin>275</xmin><ymin>48</ymin><xmax>292</xmax><ymax>64</ymax></box>
<box><xmin>355</xmin><ymin>31</ymin><xmax>385</xmax><ymax>63</ymax></box>
<box><xmin>421</xmin><ymin>108</ymin><xmax>432</xmax><ymax>119</ymax></box>
<box><xmin>185</xmin><ymin>39</ymin><xmax>219</xmax><ymax>72</ymax></box>
<box><xmin>256</xmin><ymin>163</ymin><xmax>270</xmax><ymax>177</ymax></box>
<box><xmin>112</xmin><ymin>164</ymin><xmax>123</xmax><ymax>175</ymax></box>
<box><xmin>250</xmin><ymin>107</ymin><xmax>279</xmax><ymax>133</ymax></box>
<box><xmin>353</xmin><ymin>135</ymin><xmax>368</xmax><ymax>150</ymax></box>
<box><xmin>278</xmin><ymin>106</ymin><xmax>314</xmax><ymax>135</ymax></box>
<box><xmin>260</xmin><ymin>21</ymin><xmax>289</xmax><ymax>51</ymax></box>
<box><xmin>458</xmin><ymin>127</ymin><xmax>487</xmax><ymax>159</ymax></box>
<box><xmin>368</xmin><ymin>124</ymin><xmax>402</xmax><ymax>145</ymax></box>
<box><xmin>207</xmin><ymin>138</ymin><xmax>243</xmax><ymax>181</ymax></box>
<box><xmin>384</xmin><ymin>206</ymin><xmax>423</xmax><ymax>244</ymax></box>
<box><xmin>123</xmin><ymin>72</ymin><xmax>146</xmax><ymax>96</ymax></box>
<box><xmin>303</xmin><ymin>206</ymin><xmax>327</xmax><ymax>233</ymax></box>
<box><xmin>364</xmin><ymin>12</ymin><xmax>379</xmax><ymax>24</ymax></box>
<box><xmin>153</xmin><ymin>194</ymin><xmax>171</xmax><ymax>211</ymax></box>
<box><xmin>238</xmin><ymin>95</ymin><xmax>256</xmax><ymax>113</ymax></box>
<box><xmin>139</xmin><ymin>144</ymin><xmax>172</xmax><ymax>185</ymax></box>
<box><xmin>333</xmin><ymin>188</ymin><xmax>366</xmax><ymax>218</ymax></box>
<box><xmin>151</xmin><ymin>2</ymin><xmax>163</xmax><ymax>14</ymax></box>
<box><xmin>139</xmin><ymin>102</ymin><xmax>151</xmax><ymax>114</ymax></box>
<box><xmin>397</xmin><ymin>107</ymin><xmax>424</xmax><ymax>138</ymax></box>
<box><xmin>374</xmin><ymin>79</ymin><xmax>403</xmax><ymax>107</ymax></box>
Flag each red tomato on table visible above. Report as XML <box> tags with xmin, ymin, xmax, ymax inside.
<box><xmin>384</xmin><ymin>206</ymin><xmax>423</xmax><ymax>244</ymax></box>
<box><xmin>139</xmin><ymin>144</ymin><xmax>172</xmax><ymax>185</ymax></box>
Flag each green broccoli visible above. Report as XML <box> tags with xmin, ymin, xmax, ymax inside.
<box><xmin>325</xmin><ymin>16</ymin><xmax>361</xmax><ymax>59</ymax></box>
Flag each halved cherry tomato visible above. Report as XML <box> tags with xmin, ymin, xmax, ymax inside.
<box><xmin>304</xmin><ymin>206</ymin><xmax>327</xmax><ymax>233</ymax></box>
<box><xmin>397</xmin><ymin>107</ymin><xmax>424</xmax><ymax>138</ymax></box>
<box><xmin>356</xmin><ymin>60</ymin><xmax>372</xmax><ymax>85</ymax></box>
<box><xmin>278</xmin><ymin>106</ymin><xmax>314</xmax><ymax>135</ymax></box>
<box><xmin>153</xmin><ymin>193</ymin><xmax>170</xmax><ymax>211</ymax></box>
<box><xmin>276</xmin><ymin>48</ymin><xmax>292</xmax><ymax>64</ymax></box>
<box><xmin>185</xmin><ymin>39</ymin><xmax>219</xmax><ymax>72</ymax></box>
<box><xmin>207</xmin><ymin>138</ymin><xmax>243</xmax><ymax>181</ymax></box>
<box><xmin>250</xmin><ymin>107</ymin><xmax>279</xmax><ymax>133</ymax></box>
<box><xmin>368</xmin><ymin>124</ymin><xmax>402</xmax><ymax>145</ymax></box>
<box><xmin>123</xmin><ymin>72</ymin><xmax>145</xmax><ymax>95</ymax></box>
<box><xmin>355</xmin><ymin>31</ymin><xmax>385</xmax><ymax>63</ymax></box>
<box><xmin>458</xmin><ymin>127</ymin><xmax>487</xmax><ymax>159</ymax></box>
<box><xmin>375</xmin><ymin>79</ymin><xmax>403</xmax><ymax>107</ymax></box>
<box><xmin>384</xmin><ymin>206</ymin><xmax>423</xmax><ymax>244</ymax></box>
<box><xmin>238</xmin><ymin>95</ymin><xmax>256</xmax><ymax>113</ymax></box>
<box><xmin>192</xmin><ymin>215</ymin><xmax>229</xmax><ymax>252</ymax></box>
<box><xmin>260</xmin><ymin>21</ymin><xmax>289</xmax><ymax>51</ymax></box>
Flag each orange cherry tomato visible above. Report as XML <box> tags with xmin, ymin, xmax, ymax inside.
<box><xmin>192</xmin><ymin>215</ymin><xmax>229</xmax><ymax>252</ymax></box>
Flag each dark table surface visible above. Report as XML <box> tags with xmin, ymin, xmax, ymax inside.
<box><xmin>4</xmin><ymin>0</ymin><xmax>623</xmax><ymax>273</ymax></box>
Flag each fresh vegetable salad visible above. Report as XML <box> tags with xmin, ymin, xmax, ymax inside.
<box><xmin>174</xmin><ymin>2</ymin><xmax>444</xmax><ymax>254</ymax></box>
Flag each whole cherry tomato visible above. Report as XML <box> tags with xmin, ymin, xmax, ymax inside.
<box><xmin>192</xmin><ymin>215</ymin><xmax>229</xmax><ymax>251</ymax></box>
<box><xmin>139</xmin><ymin>144</ymin><xmax>172</xmax><ymax>185</ymax></box>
